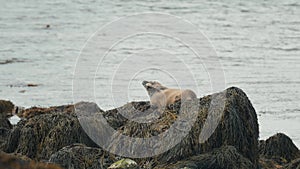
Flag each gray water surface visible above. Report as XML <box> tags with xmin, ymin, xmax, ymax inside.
<box><xmin>0</xmin><ymin>0</ymin><xmax>299</xmax><ymax>147</ymax></box>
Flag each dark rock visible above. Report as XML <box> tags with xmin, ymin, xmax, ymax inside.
<box><xmin>0</xmin><ymin>100</ymin><xmax>14</xmax><ymax>150</ymax></box>
<box><xmin>4</xmin><ymin>102</ymin><xmax>99</xmax><ymax>160</ymax></box>
<box><xmin>0</xmin><ymin>151</ymin><xmax>62</xmax><ymax>169</ymax></box>
<box><xmin>49</xmin><ymin>144</ymin><xmax>116</xmax><ymax>169</ymax></box>
<box><xmin>0</xmin><ymin>100</ymin><xmax>14</xmax><ymax>118</ymax></box>
<box><xmin>27</xmin><ymin>83</ymin><xmax>39</xmax><ymax>87</ymax></box>
<box><xmin>259</xmin><ymin>157</ymin><xmax>286</xmax><ymax>169</ymax></box>
<box><xmin>259</xmin><ymin>133</ymin><xmax>300</xmax><ymax>162</ymax></box>
<box><xmin>154</xmin><ymin>146</ymin><xmax>255</xmax><ymax>169</ymax></box>
<box><xmin>17</xmin><ymin>104</ymin><xmax>75</xmax><ymax>118</ymax></box>
<box><xmin>2</xmin><ymin>87</ymin><xmax>260</xmax><ymax>168</ymax></box>
<box><xmin>0</xmin><ymin>58</ymin><xmax>26</xmax><ymax>65</ymax></box>
<box><xmin>0</xmin><ymin>128</ymin><xmax>10</xmax><ymax>151</ymax></box>
<box><xmin>104</xmin><ymin>87</ymin><xmax>259</xmax><ymax>168</ymax></box>
<box><xmin>284</xmin><ymin>158</ymin><xmax>300</xmax><ymax>169</ymax></box>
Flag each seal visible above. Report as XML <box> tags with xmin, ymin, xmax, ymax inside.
<box><xmin>142</xmin><ymin>81</ymin><xmax>197</xmax><ymax>110</ymax></box>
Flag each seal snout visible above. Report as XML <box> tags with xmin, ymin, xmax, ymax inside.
<box><xmin>142</xmin><ymin>81</ymin><xmax>149</xmax><ymax>87</ymax></box>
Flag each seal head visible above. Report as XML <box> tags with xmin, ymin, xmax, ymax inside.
<box><xmin>142</xmin><ymin>81</ymin><xmax>167</xmax><ymax>97</ymax></box>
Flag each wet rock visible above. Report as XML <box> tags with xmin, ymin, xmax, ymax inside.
<box><xmin>17</xmin><ymin>104</ymin><xmax>75</xmax><ymax>118</ymax></box>
<box><xmin>8</xmin><ymin>82</ymin><xmax>40</xmax><ymax>88</ymax></box>
<box><xmin>27</xmin><ymin>83</ymin><xmax>39</xmax><ymax>87</ymax></box>
<box><xmin>259</xmin><ymin>157</ymin><xmax>286</xmax><ymax>169</ymax></box>
<box><xmin>0</xmin><ymin>128</ymin><xmax>10</xmax><ymax>151</ymax></box>
<box><xmin>4</xmin><ymin>102</ymin><xmax>99</xmax><ymax>160</ymax></box>
<box><xmin>154</xmin><ymin>146</ymin><xmax>255</xmax><ymax>169</ymax></box>
<box><xmin>284</xmin><ymin>158</ymin><xmax>300</xmax><ymax>169</ymax></box>
<box><xmin>104</xmin><ymin>87</ymin><xmax>259</xmax><ymax>167</ymax></box>
<box><xmin>0</xmin><ymin>58</ymin><xmax>25</xmax><ymax>65</ymax></box>
<box><xmin>0</xmin><ymin>151</ymin><xmax>62</xmax><ymax>169</ymax></box>
<box><xmin>0</xmin><ymin>100</ymin><xmax>14</xmax><ymax>119</ymax></box>
<box><xmin>108</xmin><ymin>158</ymin><xmax>139</xmax><ymax>169</ymax></box>
<box><xmin>1</xmin><ymin>87</ymin><xmax>260</xmax><ymax>168</ymax></box>
<box><xmin>0</xmin><ymin>100</ymin><xmax>14</xmax><ymax>150</ymax></box>
<box><xmin>49</xmin><ymin>144</ymin><xmax>116</xmax><ymax>169</ymax></box>
<box><xmin>259</xmin><ymin>133</ymin><xmax>300</xmax><ymax>162</ymax></box>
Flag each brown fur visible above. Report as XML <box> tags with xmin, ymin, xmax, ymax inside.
<box><xmin>142</xmin><ymin>81</ymin><xmax>197</xmax><ymax>109</ymax></box>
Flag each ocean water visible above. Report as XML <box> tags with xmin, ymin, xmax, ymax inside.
<box><xmin>0</xmin><ymin>0</ymin><xmax>299</xmax><ymax>147</ymax></box>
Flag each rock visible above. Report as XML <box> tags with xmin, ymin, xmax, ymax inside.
<box><xmin>0</xmin><ymin>100</ymin><xmax>14</xmax><ymax>118</ymax></box>
<box><xmin>0</xmin><ymin>151</ymin><xmax>62</xmax><ymax>169</ymax></box>
<box><xmin>27</xmin><ymin>83</ymin><xmax>39</xmax><ymax>87</ymax></box>
<box><xmin>0</xmin><ymin>100</ymin><xmax>14</xmax><ymax>150</ymax></box>
<box><xmin>0</xmin><ymin>58</ymin><xmax>26</xmax><ymax>65</ymax></box>
<box><xmin>259</xmin><ymin>133</ymin><xmax>300</xmax><ymax>162</ymax></box>
<box><xmin>17</xmin><ymin>104</ymin><xmax>75</xmax><ymax>118</ymax></box>
<box><xmin>4</xmin><ymin>102</ymin><xmax>99</xmax><ymax>160</ymax></box>
<box><xmin>284</xmin><ymin>158</ymin><xmax>300</xmax><ymax>169</ymax></box>
<box><xmin>0</xmin><ymin>128</ymin><xmax>10</xmax><ymax>151</ymax></box>
<box><xmin>108</xmin><ymin>158</ymin><xmax>139</xmax><ymax>169</ymax></box>
<box><xmin>49</xmin><ymin>144</ymin><xmax>116</xmax><ymax>169</ymax></box>
<box><xmin>154</xmin><ymin>146</ymin><xmax>255</xmax><ymax>169</ymax></box>
<box><xmin>259</xmin><ymin>157</ymin><xmax>286</xmax><ymax>169</ymax></box>
<box><xmin>2</xmin><ymin>87</ymin><xmax>260</xmax><ymax>168</ymax></box>
<box><xmin>104</xmin><ymin>87</ymin><xmax>259</xmax><ymax>167</ymax></box>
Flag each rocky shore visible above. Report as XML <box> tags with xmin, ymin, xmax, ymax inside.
<box><xmin>0</xmin><ymin>87</ymin><xmax>299</xmax><ymax>169</ymax></box>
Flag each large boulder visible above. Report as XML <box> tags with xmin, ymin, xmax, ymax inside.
<box><xmin>49</xmin><ymin>144</ymin><xmax>116</xmax><ymax>169</ymax></box>
<box><xmin>0</xmin><ymin>100</ymin><xmax>14</xmax><ymax>150</ymax></box>
<box><xmin>4</xmin><ymin>102</ymin><xmax>99</xmax><ymax>160</ymax></box>
<box><xmin>0</xmin><ymin>100</ymin><xmax>13</xmax><ymax>129</ymax></box>
<box><xmin>259</xmin><ymin>133</ymin><xmax>300</xmax><ymax>162</ymax></box>
<box><xmin>2</xmin><ymin>87</ymin><xmax>259</xmax><ymax>168</ymax></box>
<box><xmin>0</xmin><ymin>100</ymin><xmax>14</xmax><ymax>118</ymax></box>
<box><xmin>100</xmin><ymin>87</ymin><xmax>259</xmax><ymax>167</ymax></box>
<box><xmin>154</xmin><ymin>146</ymin><xmax>255</xmax><ymax>169</ymax></box>
<box><xmin>258</xmin><ymin>133</ymin><xmax>300</xmax><ymax>169</ymax></box>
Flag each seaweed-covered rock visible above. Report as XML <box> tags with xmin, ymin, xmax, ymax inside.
<box><xmin>102</xmin><ymin>87</ymin><xmax>259</xmax><ymax>167</ymax></box>
<box><xmin>259</xmin><ymin>133</ymin><xmax>300</xmax><ymax>162</ymax></box>
<box><xmin>17</xmin><ymin>104</ymin><xmax>75</xmax><ymax>118</ymax></box>
<box><xmin>284</xmin><ymin>158</ymin><xmax>300</xmax><ymax>169</ymax></box>
<box><xmin>0</xmin><ymin>100</ymin><xmax>14</xmax><ymax>118</ymax></box>
<box><xmin>259</xmin><ymin>157</ymin><xmax>286</xmax><ymax>169</ymax></box>
<box><xmin>4</xmin><ymin>102</ymin><xmax>99</xmax><ymax>160</ymax></box>
<box><xmin>0</xmin><ymin>100</ymin><xmax>13</xmax><ymax>129</ymax></box>
<box><xmin>0</xmin><ymin>151</ymin><xmax>62</xmax><ymax>169</ymax></box>
<box><xmin>49</xmin><ymin>144</ymin><xmax>116</xmax><ymax>169</ymax></box>
<box><xmin>154</xmin><ymin>146</ymin><xmax>255</xmax><ymax>169</ymax></box>
<box><xmin>0</xmin><ymin>128</ymin><xmax>10</xmax><ymax>151</ymax></box>
<box><xmin>2</xmin><ymin>87</ymin><xmax>260</xmax><ymax>168</ymax></box>
<box><xmin>0</xmin><ymin>100</ymin><xmax>14</xmax><ymax>150</ymax></box>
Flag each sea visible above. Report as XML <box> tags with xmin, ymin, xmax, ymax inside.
<box><xmin>0</xmin><ymin>0</ymin><xmax>299</xmax><ymax>147</ymax></box>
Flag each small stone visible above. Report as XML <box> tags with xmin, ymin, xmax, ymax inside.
<box><xmin>108</xmin><ymin>158</ymin><xmax>139</xmax><ymax>169</ymax></box>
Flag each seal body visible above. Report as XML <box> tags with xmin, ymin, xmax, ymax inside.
<box><xmin>142</xmin><ymin>81</ymin><xmax>197</xmax><ymax>110</ymax></box>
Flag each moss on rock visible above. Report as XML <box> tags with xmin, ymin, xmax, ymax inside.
<box><xmin>154</xmin><ymin>146</ymin><xmax>255</xmax><ymax>169</ymax></box>
<box><xmin>0</xmin><ymin>151</ymin><xmax>62</xmax><ymax>169</ymax></box>
<box><xmin>49</xmin><ymin>144</ymin><xmax>116</xmax><ymax>169</ymax></box>
<box><xmin>4</xmin><ymin>102</ymin><xmax>99</xmax><ymax>160</ymax></box>
<box><xmin>259</xmin><ymin>133</ymin><xmax>300</xmax><ymax>162</ymax></box>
